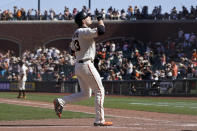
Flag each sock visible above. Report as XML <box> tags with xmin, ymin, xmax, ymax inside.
<box><xmin>22</xmin><ymin>90</ymin><xmax>26</xmax><ymax>97</ymax></box>
<box><xmin>18</xmin><ymin>90</ymin><xmax>22</xmax><ymax>97</ymax></box>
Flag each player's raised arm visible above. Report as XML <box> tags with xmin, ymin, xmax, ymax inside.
<box><xmin>97</xmin><ymin>14</ymin><xmax>105</xmax><ymax>36</ymax></box>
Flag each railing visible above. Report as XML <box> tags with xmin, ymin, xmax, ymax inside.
<box><xmin>1</xmin><ymin>14</ymin><xmax>197</xmax><ymax>21</ymax></box>
<box><xmin>0</xmin><ymin>79</ymin><xmax>197</xmax><ymax>96</ymax></box>
<box><xmin>103</xmin><ymin>79</ymin><xmax>197</xmax><ymax>96</ymax></box>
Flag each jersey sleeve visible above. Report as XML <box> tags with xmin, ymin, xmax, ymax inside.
<box><xmin>82</xmin><ymin>28</ymin><xmax>98</xmax><ymax>39</ymax></box>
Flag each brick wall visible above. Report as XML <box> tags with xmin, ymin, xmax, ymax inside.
<box><xmin>0</xmin><ymin>20</ymin><xmax>197</xmax><ymax>56</ymax></box>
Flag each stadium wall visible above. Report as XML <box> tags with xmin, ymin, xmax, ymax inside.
<box><xmin>0</xmin><ymin>80</ymin><xmax>197</xmax><ymax>96</ymax></box>
<box><xmin>0</xmin><ymin>20</ymin><xmax>197</xmax><ymax>56</ymax></box>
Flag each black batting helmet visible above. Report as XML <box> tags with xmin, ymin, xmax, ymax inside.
<box><xmin>74</xmin><ymin>11</ymin><xmax>90</xmax><ymax>26</ymax></box>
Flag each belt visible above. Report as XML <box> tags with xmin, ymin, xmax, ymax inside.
<box><xmin>78</xmin><ymin>59</ymin><xmax>93</xmax><ymax>63</ymax></box>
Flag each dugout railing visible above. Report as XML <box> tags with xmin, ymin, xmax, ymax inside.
<box><xmin>0</xmin><ymin>79</ymin><xmax>197</xmax><ymax>96</ymax></box>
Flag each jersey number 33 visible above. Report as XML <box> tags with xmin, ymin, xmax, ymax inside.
<box><xmin>72</xmin><ymin>32</ymin><xmax>80</xmax><ymax>51</ymax></box>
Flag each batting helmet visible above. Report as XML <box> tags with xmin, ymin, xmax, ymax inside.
<box><xmin>74</xmin><ymin>11</ymin><xmax>90</xmax><ymax>26</ymax></box>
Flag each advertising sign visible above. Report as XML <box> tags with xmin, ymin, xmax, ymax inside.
<box><xmin>10</xmin><ymin>82</ymin><xmax>35</xmax><ymax>91</ymax></box>
<box><xmin>0</xmin><ymin>83</ymin><xmax>10</xmax><ymax>90</ymax></box>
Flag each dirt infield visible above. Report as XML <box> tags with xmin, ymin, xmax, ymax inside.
<box><xmin>0</xmin><ymin>98</ymin><xmax>197</xmax><ymax>131</ymax></box>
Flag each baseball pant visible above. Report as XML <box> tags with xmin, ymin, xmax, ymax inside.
<box><xmin>60</xmin><ymin>60</ymin><xmax>105</xmax><ymax>124</ymax></box>
<box><xmin>18</xmin><ymin>80</ymin><xmax>26</xmax><ymax>90</ymax></box>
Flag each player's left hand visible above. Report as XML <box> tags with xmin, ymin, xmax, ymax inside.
<box><xmin>97</xmin><ymin>13</ymin><xmax>103</xmax><ymax>21</ymax></box>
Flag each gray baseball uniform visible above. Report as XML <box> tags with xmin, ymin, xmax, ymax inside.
<box><xmin>59</xmin><ymin>27</ymin><xmax>105</xmax><ymax>124</ymax></box>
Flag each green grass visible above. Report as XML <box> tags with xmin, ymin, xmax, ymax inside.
<box><xmin>0</xmin><ymin>92</ymin><xmax>58</xmax><ymax>102</ymax></box>
<box><xmin>0</xmin><ymin>103</ymin><xmax>94</xmax><ymax>121</ymax></box>
<box><xmin>1</xmin><ymin>92</ymin><xmax>197</xmax><ymax>115</ymax></box>
<box><xmin>75</xmin><ymin>96</ymin><xmax>197</xmax><ymax>115</ymax></box>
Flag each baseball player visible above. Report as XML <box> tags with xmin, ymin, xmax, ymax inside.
<box><xmin>53</xmin><ymin>11</ymin><xmax>113</xmax><ymax>126</ymax></box>
<box><xmin>17</xmin><ymin>61</ymin><xmax>28</xmax><ymax>99</ymax></box>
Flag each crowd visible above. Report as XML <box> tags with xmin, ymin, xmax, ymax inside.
<box><xmin>0</xmin><ymin>29</ymin><xmax>197</xmax><ymax>82</ymax></box>
<box><xmin>1</xmin><ymin>5</ymin><xmax>197</xmax><ymax>21</ymax></box>
<box><xmin>0</xmin><ymin>47</ymin><xmax>75</xmax><ymax>82</ymax></box>
<box><xmin>95</xmin><ymin>29</ymin><xmax>197</xmax><ymax>81</ymax></box>
<box><xmin>96</xmin><ymin>29</ymin><xmax>197</xmax><ymax>80</ymax></box>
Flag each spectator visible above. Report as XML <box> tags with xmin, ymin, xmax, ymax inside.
<box><xmin>64</xmin><ymin>7</ymin><xmax>72</xmax><ymax>20</ymax></box>
<box><xmin>165</xmin><ymin>63</ymin><xmax>173</xmax><ymax>79</ymax></box>
<box><xmin>110</xmin><ymin>41</ymin><xmax>116</xmax><ymax>52</ymax></box>
<box><xmin>16</xmin><ymin>8</ymin><xmax>22</xmax><ymax>20</ymax></box>
<box><xmin>49</xmin><ymin>9</ymin><xmax>55</xmax><ymax>20</ymax></box>
<box><xmin>1</xmin><ymin>5</ymin><xmax>197</xmax><ymax>21</ymax></box>
<box><xmin>187</xmin><ymin>63</ymin><xmax>194</xmax><ymax>78</ymax></box>
<box><xmin>181</xmin><ymin>6</ymin><xmax>189</xmax><ymax>19</ymax></box>
<box><xmin>120</xmin><ymin>9</ymin><xmax>126</xmax><ymax>20</ymax></box>
<box><xmin>100</xmin><ymin>8</ymin><xmax>106</xmax><ymax>20</ymax></box>
<box><xmin>189</xmin><ymin>33</ymin><xmax>196</xmax><ymax>46</ymax></box>
<box><xmin>21</xmin><ymin>8</ymin><xmax>26</xmax><ymax>20</ymax></box>
<box><xmin>133</xmin><ymin>6</ymin><xmax>139</xmax><ymax>20</ymax></box>
<box><xmin>127</xmin><ymin>5</ymin><xmax>133</xmax><ymax>20</ymax></box>
<box><xmin>13</xmin><ymin>6</ymin><xmax>17</xmax><ymax>20</ymax></box>
<box><xmin>43</xmin><ymin>10</ymin><xmax>48</xmax><ymax>20</ymax></box>
<box><xmin>94</xmin><ymin>8</ymin><xmax>99</xmax><ymax>17</ymax></box>
<box><xmin>107</xmin><ymin>6</ymin><xmax>113</xmax><ymax>19</ymax></box>
<box><xmin>141</xmin><ymin>6</ymin><xmax>148</xmax><ymax>19</ymax></box>
<box><xmin>170</xmin><ymin>7</ymin><xmax>177</xmax><ymax>20</ymax></box>
<box><xmin>171</xmin><ymin>61</ymin><xmax>178</xmax><ymax>80</ymax></box>
<box><xmin>72</xmin><ymin>8</ymin><xmax>78</xmax><ymax>16</ymax></box>
<box><xmin>82</xmin><ymin>5</ymin><xmax>87</xmax><ymax>12</ymax></box>
<box><xmin>142</xmin><ymin>63</ymin><xmax>153</xmax><ymax>80</ymax></box>
<box><xmin>191</xmin><ymin>49</ymin><xmax>197</xmax><ymax>61</ymax></box>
